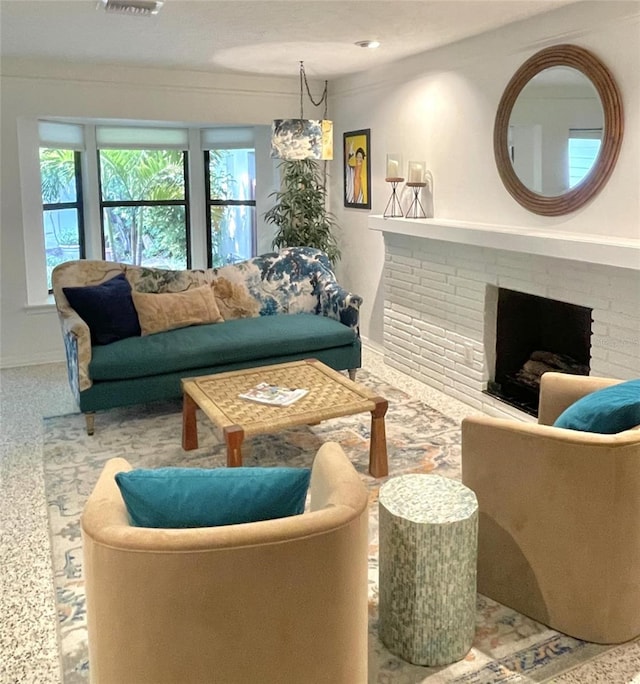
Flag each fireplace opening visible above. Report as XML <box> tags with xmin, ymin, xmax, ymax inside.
<box><xmin>486</xmin><ymin>288</ymin><xmax>592</xmax><ymax>416</ymax></box>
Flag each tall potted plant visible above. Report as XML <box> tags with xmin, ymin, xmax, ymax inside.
<box><xmin>265</xmin><ymin>159</ymin><xmax>340</xmax><ymax>265</ymax></box>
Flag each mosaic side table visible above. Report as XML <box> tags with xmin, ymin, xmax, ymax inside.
<box><xmin>378</xmin><ymin>474</ymin><xmax>478</xmax><ymax>666</ymax></box>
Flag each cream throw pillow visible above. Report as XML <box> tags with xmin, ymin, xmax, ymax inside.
<box><xmin>132</xmin><ymin>286</ymin><xmax>224</xmax><ymax>336</ymax></box>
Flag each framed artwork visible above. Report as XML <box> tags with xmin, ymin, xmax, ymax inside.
<box><xmin>343</xmin><ymin>129</ymin><xmax>371</xmax><ymax>209</ymax></box>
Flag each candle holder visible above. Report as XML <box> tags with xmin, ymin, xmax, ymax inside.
<box><xmin>405</xmin><ymin>182</ymin><xmax>427</xmax><ymax>219</ymax></box>
<box><xmin>383</xmin><ymin>177</ymin><xmax>405</xmax><ymax>218</ymax></box>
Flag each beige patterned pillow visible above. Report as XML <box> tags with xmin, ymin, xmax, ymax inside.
<box><xmin>132</xmin><ymin>285</ymin><xmax>224</xmax><ymax>336</ymax></box>
<box><xmin>212</xmin><ymin>277</ymin><xmax>260</xmax><ymax>320</ymax></box>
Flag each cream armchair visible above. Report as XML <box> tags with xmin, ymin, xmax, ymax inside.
<box><xmin>82</xmin><ymin>442</ymin><xmax>369</xmax><ymax>684</ymax></box>
<box><xmin>461</xmin><ymin>372</ymin><xmax>640</xmax><ymax>644</ymax></box>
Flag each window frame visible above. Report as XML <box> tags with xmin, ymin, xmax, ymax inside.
<box><xmin>568</xmin><ymin>127</ymin><xmax>603</xmax><ymax>189</ymax></box>
<box><xmin>97</xmin><ymin>148</ymin><xmax>192</xmax><ymax>269</ymax></box>
<box><xmin>20</xmin><ymin>120</ymin><xmax>271</xmax><ymax>306</ymax></box>
<box><xmin>204</xmin><ymin>148</ymin><xmax>257</xmax><ymax>268</ymax></box>
<box><xmin>41</xmin><ymin>149</ymin><xmax>87</xmax><ymax>293</ymax></box>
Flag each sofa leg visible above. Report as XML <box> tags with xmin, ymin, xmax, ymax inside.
<box><xmin>85</xmin><ymin>412</ymin><xmax>95</xmax><ymax>436</ymax></box>
<box><xmin>348</xmin><ymin>369</ymin><xmax>357</xmax><ymax>381</ymax></box>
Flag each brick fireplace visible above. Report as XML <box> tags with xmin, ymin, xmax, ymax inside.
<box><xmin>370</xmin><ymin>217</ymin><xmax>640</xmax><ymax>419</ymax></box>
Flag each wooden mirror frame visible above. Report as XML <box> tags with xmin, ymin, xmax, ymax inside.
<box><xmin>493</xmin><ymin>44</ymin><xmax>624</xmax><ymax>216</ymax></box>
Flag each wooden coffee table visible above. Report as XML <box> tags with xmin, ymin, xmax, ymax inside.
<box><xmin>181</xmin><ymin>359</ymin><xmax>389</xmax><ymax>477</ymax></box>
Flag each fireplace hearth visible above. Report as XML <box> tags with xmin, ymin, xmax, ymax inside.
<box><xmin>487</xmin><ymin>289</ymin><xmax>592</xmax><ymax>416</ymax></box>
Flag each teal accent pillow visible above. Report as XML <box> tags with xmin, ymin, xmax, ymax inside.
<box><xmin>115</xmin><ymin>466</ymin><xmax>311</xmax><ymax>529</ymax></box>
<box><xmin>553</xmin><ymin>379</ymin><xmax>640</xmax><ymax>434</ymax></box>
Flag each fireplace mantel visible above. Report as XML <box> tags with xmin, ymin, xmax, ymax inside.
<box><xmin>368</xmin><ymin>215</ymin><xmax>640</xmax><ymax>270</ymax></box>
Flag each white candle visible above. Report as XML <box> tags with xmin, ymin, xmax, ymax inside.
<box><xmin>409</xmin><ymin>164</ymin><xmax>423</xmax><ymax>183</ymax></box>
<box><xmin>387</xmin><ymin>159</ymin><xmax>399</xmax><ymax>177</ymax></box>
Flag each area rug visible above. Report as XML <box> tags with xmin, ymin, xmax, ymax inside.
<box><xmin>43</xmin><ymin>369</ymin><xmax>611</xmax><ymax>683</ymax></box>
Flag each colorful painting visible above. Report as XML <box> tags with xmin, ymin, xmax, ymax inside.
<box><xmin>344</xmin><ymin>129</ymin><xmax>371</xmax><ymax>209</ymax></box>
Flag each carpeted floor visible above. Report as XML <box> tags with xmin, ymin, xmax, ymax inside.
<box><xmin>43</xmin><ymin>367</ymin><xmax>616</xmax><ymax>684</ymax></box>
<box><xmin>3</xmin><ymin>351</ymin><xmax>640</xmax><ymax>682</ymax></box>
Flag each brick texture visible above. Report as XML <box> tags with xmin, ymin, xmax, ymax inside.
<box><xmin>383</xmin><ymin>235</ymin><xmax>640</xmax><ymax>415</ymax></box>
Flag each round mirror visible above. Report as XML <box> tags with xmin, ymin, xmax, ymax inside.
<box><xmin>494</xmin><ymin>45</ymin><xmax>623</xmax><ymax>216</ymax></box>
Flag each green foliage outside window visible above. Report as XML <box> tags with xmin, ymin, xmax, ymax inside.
<box><xmin>40</xmin><ymin>148</ymin><xmax>76</xmax><ymax>204</ymax></box>
<box><xmin>100</xmin><ymin>149</ymin><xmax>186</xmax><ymax>267</ymax></box>
<box><xmin>40</xmin><ymin>148</ymin><xmax>79</xmax><ymax>245</ymax></box>
<box><xmin>207</xmin><ymin>149</ymin><xmax>255</xmax><ymax>267</ymax></box>
<box><xmin>40</xmin><ymin>144</ymin><xmax>254</xmax><ymax>277</ymax></box>
<box><xmin>208</xmin><ymin>151</ymin><xmax>234</xmax><ymax>266</ymax></box>
<box><xmin>40</xmin><ymin>147</ymin><xmax>82</xmax><ymax>288</ymax></box>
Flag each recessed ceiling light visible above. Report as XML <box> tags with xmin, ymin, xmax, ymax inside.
<box><xmin>355</xmin><ymin>40</ymin><xmax>381</xmax><ymax>49</ymax></box>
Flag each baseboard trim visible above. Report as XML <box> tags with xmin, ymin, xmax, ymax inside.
<box><xmin>0</xmin><ymin>351</ymin><xmax>65</xmax><ymax>369</ymax></box>
<box><xmin>361</xmin><ymin>337</ymin><xmax>385</xmax><ymax>357</ymax></box>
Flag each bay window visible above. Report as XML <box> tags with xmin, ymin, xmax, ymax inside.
<box><xmin>29</xmin><ymin>121</ymin><xmax>262</xmax><ymax>302</ymax></box>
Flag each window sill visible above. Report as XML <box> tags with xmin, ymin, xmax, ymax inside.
<box><xmin>25</xmin><ymin>296</ymin><xmax>56</xmax><ymax>314</ymax></box>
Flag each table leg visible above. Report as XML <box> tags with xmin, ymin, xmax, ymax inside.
<box><xmin>182</xmin><ymin>393</ymin><xmax>198</xmax><ymax>451</ymax></box>
<box><xmin>84</xmin><ymin>412</ymin><xmax>95</xmax><ymax>436</ymax></box>
<box><xmin>224</xmin><ymin>425</ymin><xmax>245</xmax><ymax>467</ymax></box>
<box><xmin>369</xmin><ymin>397</ymin><xmax>389</xmax><ymax>478</ymax></box>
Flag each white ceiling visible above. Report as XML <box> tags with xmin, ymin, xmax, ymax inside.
<box><xmin>1</xmin><ymin>0</ymin><xmax>580</xmax><ymax>79</ymax></box>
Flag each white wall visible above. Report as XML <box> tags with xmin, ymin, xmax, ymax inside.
<box><xmin>329</xmin><ymin>1</ymin><xmax>640</xmax><ymax>347</ymax></box>
<box><xmin>2</xmin><ymin>2</ymin><xmax>639</xmax><ymax>367</ymax></box>
<box><xmin>0</xmin><ymin>60</ymin><xmax>303</xmax><ymax>366</ymax></box>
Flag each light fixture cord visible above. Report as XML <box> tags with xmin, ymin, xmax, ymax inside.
<box><xmin>298</xmin><ymin>61</ymin><xmax>330</xmax><ymax>190</ymax></box>
<box><xmin>299</xmin><ymin>61</ymin><xmax>328</xmax><ymax>119</ymax></box>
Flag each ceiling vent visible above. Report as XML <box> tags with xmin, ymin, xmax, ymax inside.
<box><xmin>99</xmin><ymin>0</ymin><xmax>163</xmax><ymax>16</ymax></box>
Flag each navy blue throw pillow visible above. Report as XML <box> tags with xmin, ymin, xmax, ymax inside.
<box><xmin>63</xmin><ymin>273</ymin><xmax>141</xmax><ymax>346</ymax></box>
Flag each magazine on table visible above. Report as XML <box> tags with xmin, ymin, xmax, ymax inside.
<box><xmin>239</xmin><ymin>382</ymin><xmax>309</xmax><ymax>406</ymax></box>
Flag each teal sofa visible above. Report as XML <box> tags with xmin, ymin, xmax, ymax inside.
<box><xmin>52</xmin><ymin>247</ymin><xmax>362</xmax><ymax>433</ymax></box>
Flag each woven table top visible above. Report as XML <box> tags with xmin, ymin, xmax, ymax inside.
<box><xmin>182</xmin><ymin>359</ymin><xmax>379</xmax><ymax>437</ymax></box>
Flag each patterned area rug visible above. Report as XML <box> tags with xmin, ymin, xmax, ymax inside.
<box><xmin>43</xmin><ymin>370</ymin><xmax>611</xmax><ymax>683</ymax></box>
